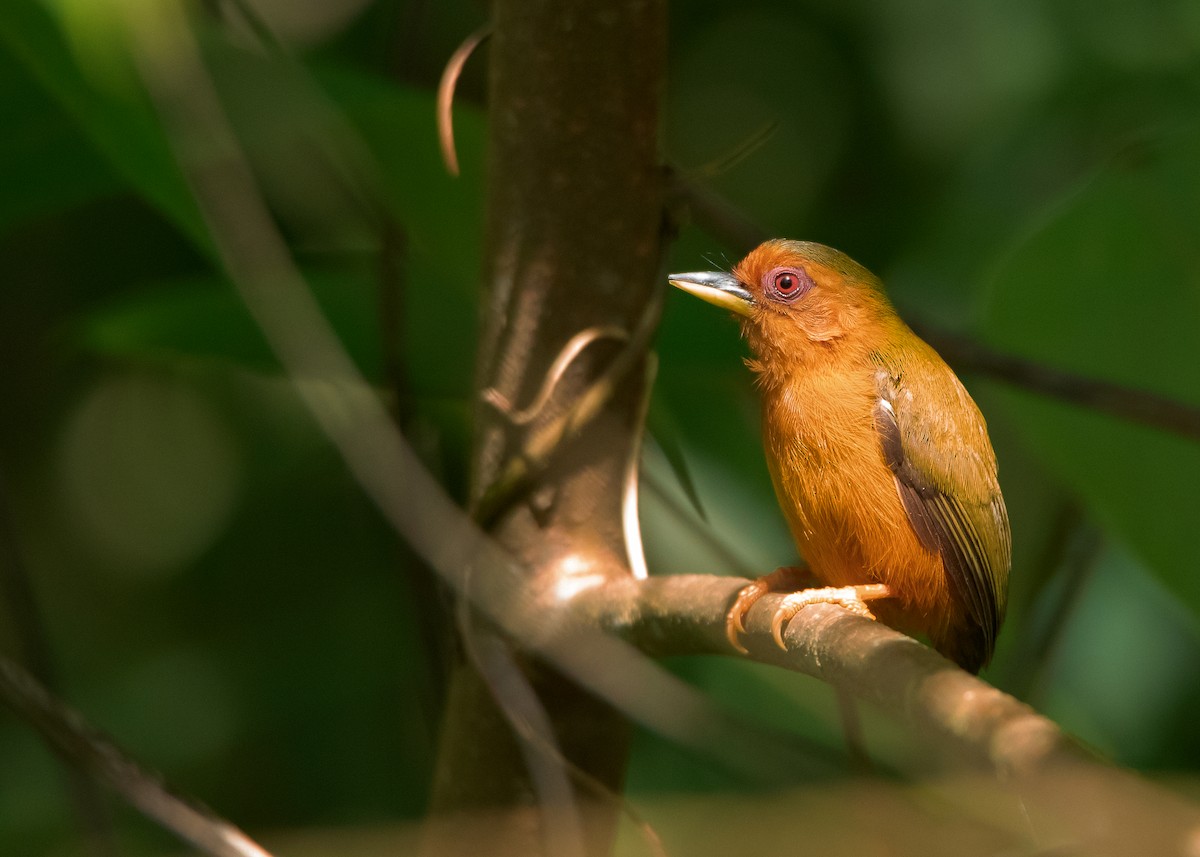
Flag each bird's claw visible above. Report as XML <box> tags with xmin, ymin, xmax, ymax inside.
<box><xmin>725</xmin><ymin>579</ymin><xmax>771</xmax><ymax>653</ymax></box>
<box><xmin>769</xmin><ymin>585</ymin><xmax>885</xmax><ymax>650</ymax></box>
<box><xmin>725</xmin><ymin>566</ymin><xmax>815</xmax><ymax>654</ymax></box>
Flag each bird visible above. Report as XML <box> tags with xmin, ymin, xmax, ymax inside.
<box><xmin>668</xmin><ymin>240</ymin><xmax>1010</xmax><ymax>673</ymax></box>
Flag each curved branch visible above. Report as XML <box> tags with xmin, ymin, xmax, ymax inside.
<box><xmin>0</xmin><ymin>473</ymin><xmax>116</xmax><ymax>856</ymax></box>
<box><xmin>567</xmin><ymin>574</ymin><xmax>1200</xmax><ymax>853</ymax></box>
<box><xmin>570</xmin><ymin>574</ymin><xmax>1072</xmax><ymax>776</ymax></box>
<box><xmin>0</xmin><ymin>657</ymin><xmax>272</xmax><ymax>857</ymax></box>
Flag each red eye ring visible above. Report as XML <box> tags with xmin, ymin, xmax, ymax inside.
<box><xmin>764</xmin><ymin>266</ymin><xmax>813</xmax><ymax>303</ymax></box>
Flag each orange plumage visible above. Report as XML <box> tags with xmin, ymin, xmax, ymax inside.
<box><xmin>670</xmin><ymin>240</ymin><xmax>1010</xmax><ymax>672</ymax></box>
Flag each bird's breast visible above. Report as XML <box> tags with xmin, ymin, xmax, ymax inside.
<box><xmin>760</xmin><ymin>368</ymin><xmax>946</xmax><ymax>611</ymax></box>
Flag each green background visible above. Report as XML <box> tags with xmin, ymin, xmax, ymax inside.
<box><xmin>2</xmin><ymin>0</ymin><xmax>1199</xmax><ymax>852</ymax></box>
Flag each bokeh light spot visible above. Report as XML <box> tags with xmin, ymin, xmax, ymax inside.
<box><xmin>59</xmin><ymin>373</ymin><xmax>241</xmax><ymax>579</ymax></box>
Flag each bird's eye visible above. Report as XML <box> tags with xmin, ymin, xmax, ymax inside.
<box><xmin>764</xmin><ymin>266</ymin><xmax>813</xmax><ymax>303</ymax></box>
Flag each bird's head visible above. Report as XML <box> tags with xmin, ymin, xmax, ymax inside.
<box><xmin>669</xmin><ymin>240</ymin><xmax>897</xmax><ymax>367</ymax></box>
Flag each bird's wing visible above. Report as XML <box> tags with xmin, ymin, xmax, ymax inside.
<box><xmin>873</xmin><ymin>344</ymin><xmax>1010</xmax><ymax>661</ymax></box>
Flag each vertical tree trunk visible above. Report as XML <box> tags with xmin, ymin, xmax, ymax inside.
<box><xmin>424</xmin><ymin>1</ymin><xmax>667</xmax><ymax>855</ymax></box>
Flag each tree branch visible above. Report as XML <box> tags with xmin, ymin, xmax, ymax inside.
<box><xmin>908</xmin><ymin>322</ymin><xmax>1200</xmax><ymax>442</ymax></box>
<box><xmin>571</xmin><ymin>575</ymin><xmax>1071</xmax><ymax>775</ymax></box>
<box><xmin>0</xmin><ymin>472</ymin><xmax>116</xmax><ymax>857</ymax></box>
<box><xmin>567</xmin><ymin>575</ymin><xmax>1200</xmax><ymax>853</ymax></box>
<box><xmin>671</xmin><ymin>172</ymin><xmax>1200</xmax><ymax>443</ymax></box>
<box><xmin>0</xmin><ymin>656</ymin><xmax>272</xmax><ymax>857</ymax></box>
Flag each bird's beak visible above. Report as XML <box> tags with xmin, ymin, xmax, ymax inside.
<box><xmin>667</xmin><ymin>271</ymin><xmax>755</xmax><ymax>318</ymax></box>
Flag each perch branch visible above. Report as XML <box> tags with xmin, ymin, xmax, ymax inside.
<box><xmin>566</xmin><ymin>575</ymin><xmax>1200</xmax><ymax>853</ymax></box>
<box><xmin>569</xmin><ymin>575</ymin><xmax>1072</xmax><ymax>776</ymax></box>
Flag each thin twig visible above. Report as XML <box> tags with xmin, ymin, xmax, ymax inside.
<box><xmin>0</xmin><ymin>473</ymin><xmax>60</xmax><ymax>720</ymax></box>
<box><xmin>0</xmin><ymin>657</ymin><xmax>272</xmax><ymax>857</ymax></box>
<box><xmin>622</xmin><ymin>356</ymin><xmax>656</xmax><ymax>581</ymax></box>
<box><xmin>437</xmin><ymin>26</ymin><xmax>491</xmax><ymax>177</ymax></box>
<box><xmin>464</xmin><ymin>628</ymin><xmax>587</xmax><ymax>857</ymax></box>
<box><xmin>640</xmin><ymin>468</ymin><xmax>758</xmax><ymax>578</ymax></box>
<box><xmin>483</xmin><ymin>326</ymin><xmax>630</xmax><ymax>426</ymax></box>
<box><xmin>221</xmin><ymin>0</ymin><xmax>289</xmax><ymax>55</ymax></box>
<box><xmin>473</xmin><ymin>300</ymin><xmax>661</xmax><ymax>527</ymax></box>
<box><xmin>0</xmin><ymin>471</ymin><xmax>117</xmax><ymax>857</ymax></box>
<box><xmin>909</xmin><ymin>322</ymin><xmax>1200</xmax><ymax>442</ymax></box>
<box><xmin>669</xmin><ymin>173</ymin><xmax>1200</xmax><ymax>443</ymax></box>
<box><xmin>688</xmin><ymin>122</ymin><xmax>777</xmax><ymax>180</ymax></box>
<box><xmin>465</xmin><ymin>625</ymin><xmax>669</xmax><ymax>857</ymax></box>
<box><xmin>666</xmin><ymin>171</ymin><xmax>767</xmax><ymax>256</ymax></box>
<box><xmin>1001</xmin><ymin>506</ymin><xmax>1103</xmax><ymax>705</ymax></box>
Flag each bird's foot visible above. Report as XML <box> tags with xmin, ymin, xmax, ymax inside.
<box><xmin>770</xmin><ymin>584</ymin><xmax>892</xmax><ymax>649</ymax></box>
<box><xmin>726</xmin><ymin>565</ymin><xmax>814</xmax><ymax>653</ymax></box>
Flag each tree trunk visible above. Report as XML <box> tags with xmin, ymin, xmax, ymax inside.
<box><xmin>423</xmin><ymin>1</ymin><xmax>667</xmax><ymax>856</ymax></box>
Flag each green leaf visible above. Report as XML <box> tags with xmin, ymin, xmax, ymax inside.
<box><xmin>0</xmin><ymin>49</ymin><xmax>122</xmax><ymax>231</ymax></box>
<box><xmin>0</xmin><ymin>0</ymin><xmax>209</xmax><ymax>248</ymax></box>
<box><xmin>80</xmin><ymin>262</ymin><xmax>476</xmax><ymax>404</ymax></box>
<box><xmin>82</xmin><ymin>271</ymin><xmax>381</xmax><ymax>381</ymax></box>
<box><xmin>980</xmin><ymin>130</ymin><xmax>1200</xmax><ymax>618</ymax></box>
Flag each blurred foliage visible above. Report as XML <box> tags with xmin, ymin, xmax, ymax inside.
<box><xmin>1</xmin><ymin>0</ymin><xmax>1200</xmax><ymax>854</ymax></box>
